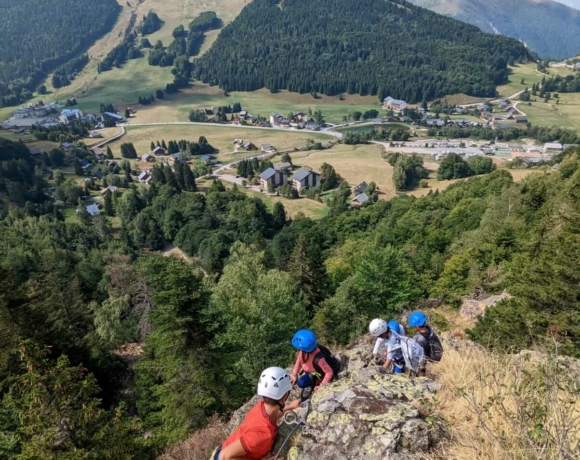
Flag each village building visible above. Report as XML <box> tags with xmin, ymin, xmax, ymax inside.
<box><xmin>261</xmin><ymin>143</ymin><xmax>275</xmax><ymax>153</ymax></box>
<box><xmin>383</xmin><ymin>97</ymin><xmax>408</xmax><ymax>111</ymax></box>
<box><xmin>93</xmin><ymin>170</ymin><xmax>105</xmax><ymax>180</ymax></box>
<box><xmin>291</xmin><ymin>168</ymin><xmax>320</xmax><ymax>191</ymax></box>
<box><xmin>100</xmin><ymin>185</ymin><xmax>119</xmax><ymax>196</ymax></box>
<box><xmin>305</xmin><ymin>121</ymin><xmax>321</xmax><ymax>131</ymax></box>
<box><xmin>233</xmin><ymin>139</ymin><xmax>244</xmax><ymax>147</ymax></box>
<box><xmin>292</xmin><ymin>111</ymin><xmax>309</xmax><ymax>122</ymax></box>
<box><xmin>514</xmin><ymin>115</ymin><xmax>528</xmax><ymax>124</ymax></box>
<box><xmin>85</xmin><ymin>204</ymin><xmax>100</xmax><ymax>216</ymax></box>
<box><xmin>270</xmin><ymin>113</ymin><xmax>290</xmax><ymax>127</ymax></box>
<box><xmin>544</xmin><ymin>142</ymin><xmax>563</xmax><ymax>153</ymax></box>
<box><xmin>243</xmin><ymin>142</ymin><xmax>258</xmax><ymax>151</ymax></box>
<box><xmin>259</xmin><ymin>167</ymin><xmax>288</xmax><ymax>190</ymax></box>
<box><xmin>351</xmin><ymin>193</ymin><xmax>369</xmax><ymax>207</ymax></box>
<box><xmin>199</xmin><ymin>154</ymin><xmax>217</xmax><ymax>164</ymax></box>
<box><xmin>59</xmin><ymin>109</ymin><xmax>84</xmax><ymax>124</ymax></box>
<box><xmin>141</xmin><ymin>153</ymin><xmax>155</xmax><ymax>162</ymax></box>
<box><xmin>138</xmin><ymin>172</ymin><xmax>153</xmax><ymax>184</ymax></box>
<box><xmin>353</xmin><ymin>181</ymin><xmax>368</xmax><ymax>195</ymax></box>
<box><xmin>153</xmin><ymin>146</ymin><xmax>166</xmax><ymax>155</ymax></box>
<box><xmin>274</xmin><ymin>162</ymin><xmax>292</xmax><ymax>172</ymax></box>
<box><xmin>103</xmin><ymin>112</ymin><xmax>123</xmax><ymax>123</ymax></box>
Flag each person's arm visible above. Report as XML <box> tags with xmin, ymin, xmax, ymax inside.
<box><xmin>220</xmin><ymin>439</ymin><xmax>248</xmax><ymax>460</ymax></box>
<box><xmin>317</xmin><ymin>357</ymin><xmax>334</xmax><ymax>385</ymax></box>
<box><xmin>291</xmin><ymin>351</ymin><xmax>303</xmax><ymax>383</ymax></box>
<box><xmin>284</xmin><ymin>399</ymin><xmax>301</xmax><ymax>411</ymax></box>
<box><xmin>372</xmin><ymin>338</ymin><xmax>383</xmax><ymax>359</ymax></box>
<box><xmin>382</xmin><ymin>358</ymin><xmax>393</xmax><ymax>369</ymax></box>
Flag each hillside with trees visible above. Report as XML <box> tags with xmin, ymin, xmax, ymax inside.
<box><xmin>192</xmin><ymin>0</ymin><xmax>532</xmax><ymax>101</ymax></box>
<box><xmin>1</xmin><ymin>136</ymin><xmax>580</xmax><ymax>457</ymax></box>
<box><xmin>0</xmin><ymin>0</ymin><xmax>121</xmax><ymax>107</ymax></box>
<box><xmin>408</xmin><ymin>0</ymin><xmax>580</xmax><ymax>59</ymax></box>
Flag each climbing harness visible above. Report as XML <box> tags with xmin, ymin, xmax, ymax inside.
<box><xmin>273</xmin><ymin>400</ymin><xmax>312</xmax><ymax>460</ymax></box>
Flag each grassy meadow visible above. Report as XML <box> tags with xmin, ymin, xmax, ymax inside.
<box><xmin>521</xmin><ymin>92</ymin><xmax>580</xmax><ymax>132</ymax></box>
<box><xmin>106</xmin><ymin>124</ymin><xmax>333</xmax><ymax>159</ymax></box>
<box><xmin>291</xmin><ymin>144</ymin><xmax>396</xmax><ymax>199</ymax></box>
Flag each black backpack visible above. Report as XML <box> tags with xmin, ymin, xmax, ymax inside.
<box><xmin>313</xmin><ymin>344</ymin><xmax>342</xmax><ymax>379</ymax></box>
<box><xmin>428</xmin><ymin>333</ymin><xmax>444</xmax><ymax>362</ymax></box>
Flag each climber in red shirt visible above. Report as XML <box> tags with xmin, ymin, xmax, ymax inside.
<box><xmin>215</xmin><ymin>367</ymin><xmax>299</xmax><ymax>460</ymax></box>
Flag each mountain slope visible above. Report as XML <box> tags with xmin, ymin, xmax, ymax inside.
<box><xmin>408</xmin><ymin>0</ymin><xmax>580</xmax><ymax>58</ymax></box>
<box><xmin>193</xmin><ymin>0</ymin><xmax>532</xmax><ymax>102</ymax></box>
<box><xmin>0</xmin><ymin>0</ymin><xmax>120</xmax><ymax>106</ymax></box>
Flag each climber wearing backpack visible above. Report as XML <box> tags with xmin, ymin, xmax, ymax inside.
<box><xmin>214</xmin><ymin>367</ymin><xmax>300</xmax><ymax>460</ymax></box>
<box><xmin>290</xmin><ymin>329</ymin><xmax>342</xmax><ymax>401</ymax></box>
<box><xmin>408</xmin><ymin>311</ymin><xmax>444</xmax><ymax>371</ymax></box>
<box><xmin>369</xmin><ymin>318</ymin><xmax>408</xmax><ymax>373</ymax></box>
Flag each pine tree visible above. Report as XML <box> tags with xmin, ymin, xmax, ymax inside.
<box><xmin>287</xmin><ymin>235</ymin><xmax>326</xmax><ymax>311</ymax></box>
<box><xmin>163</xmin><ymin>165</ymin><xmax>180</xmax><ymax>190</ymax></box>
<box><xmin>104</xmin><ymin>191</ymin><xmax>114</xmax><ymax>216</ymax></box>
<box><xmin>150</xmin><ymin>141</ymin><xmax>155</xmax><ymax>151</ymax></box>
<box><xmin>106</xmin><ymin>146</ymin><xmax>114</xmax><ymax>159</ymax></box>
<box><xmin>272</xmin><ymin>202</ymin><xmax>287</xmax><ymax>229</ymax></box>
<box><xmin>183</xmin><ymin>163</ymin><xmax>197</xmax><ymax>191</ymax></box>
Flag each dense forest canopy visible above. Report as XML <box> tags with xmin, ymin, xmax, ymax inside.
<box><xmin>2</xmin><ymin>136</ymin><xmax>580</xmax><ymax>456</ymax></box>
<box><xmin>193</xmin><ymin>0</ymin><xmax>532</xmax><ymax>101</ymax></box>
<box><xmin>0</xmin><ymin>0</ymin><xmax>120</xmax><ymax>106</ymax></box>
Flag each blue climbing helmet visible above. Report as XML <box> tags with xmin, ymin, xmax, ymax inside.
<box><xmin>292</xmin><ymin>329</ymin><xmax>317</xmax><ymax>353</ymax></box>
<box><xmin>408</xmin><ymin>311</ymin><xmax>427</xmax><ymax>327</ymax></box>
<box><xmin>387</xmin><ymin>320</ymin><xmax>401</xmax><ymax>335</ymax></box>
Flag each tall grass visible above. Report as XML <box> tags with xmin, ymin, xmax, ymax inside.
<box><xmin>430</xmin><ymin>340</ymin><xmax>580</xmax><ymax>460</ymax></box>
<box><xmin>159</xmin><ymin>415</ymin><xmax>227</xmax><ymax>460</ymax></box>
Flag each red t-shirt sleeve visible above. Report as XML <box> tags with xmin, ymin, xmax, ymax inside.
<box><xmin>240</xmin><ymin>428</ymin><xmax>274</xmax><ymax>458</ymax></box>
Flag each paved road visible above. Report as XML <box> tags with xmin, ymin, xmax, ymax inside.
<box><xmin>458</xmin><ymin>89</ymin><xmax>526</xmax><ymax>109</ymax></box>
<box><xmin>124</xmin><ymin>121</ymin><xmax>343</xmax><ymax>140</ymax></box>
<box><xmin>373</xmin><ymin>141</ymin><xmax>483</xmax><ymax>156</ymax></box>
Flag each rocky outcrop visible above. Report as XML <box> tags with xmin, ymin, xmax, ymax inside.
<box><xmin>287</xmin><ymin>367</ymin><xmax>445</xmax><ymax>460</ymax></box>
<box><xmin>459</xmin><ymin>291</ymin><xmax>510</xmax><ymax>322</ymax></box>
<box><xmin>229</xmin><ymin>337</ymin><xmax>446</xmax><ymax>459</ymax></box>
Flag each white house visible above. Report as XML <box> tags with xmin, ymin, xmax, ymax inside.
<box><xmin>383</xmin><ymin>96</ymin><xmax>407</xmax><ymax>112</ymax></box>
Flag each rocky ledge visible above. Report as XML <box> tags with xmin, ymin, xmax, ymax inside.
<box><xmin>230</xmin><ymin>338</ymin><xmax>446</xmax><ymax>459</ymax></box>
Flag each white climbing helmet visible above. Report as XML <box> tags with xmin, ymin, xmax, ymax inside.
<box><xmin>369</xmin><ymin>318</ymin><xmax>388</xmax><ymax>337</ymax></box>
<box><xmin>257</xmin><ymin>367</ymin><xmax>292</xmax><ymax>400</ymax></box>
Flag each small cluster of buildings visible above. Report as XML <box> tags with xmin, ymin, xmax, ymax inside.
<box><xmin>3</xmin><ymin>103</ymin><xmax>122</xmax><ymax>130</ymax></box>
<box><xmin>258</xmin><ymin>166</ymin><xmax>320</xmax><ymax>192</ymax></box>
<box><xmin>233</xmin><ymin>139</ymin><xmax>277</xmax><ymax>153</ymax></box>
<box><xmin>478</xmin><ymin>100</ymin><xmax>528</xmax><ymax>129</ymax></box>
<box><xmin>269</xmin><ymin>112</ymin><xmax>322</xmax><ymax>131</ymax></box>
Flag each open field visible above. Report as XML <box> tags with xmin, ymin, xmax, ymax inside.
<box><xmin>522</xmin><ymin>92</ymin><xmax>580</xmax><ymax>131</ymax></box>
<box><xmin>142</xmin><ymin>0</ymin><xmax>247</xmax><ymax>47</ymax></box>
<box><xmin>496</xmin><ymin>63</ymin><xmax>545</xmax><ymax>97</ymax></box>
<box><xmin>0</xmin><ymin>130</ymin><xmax>58</xmax><ymax>152</ymax></box>
<box><xmin>236</xmin><ymin>187</ymin><xmax>329</xmax><ymax>220</ymax></box>
<box><xmin>127</xmin><ymin>84</ymin><xmax>384</xmax><ymax>125</ymax></box>
<box><xmin>291</xmin><ymin>144</ymin><xmax>396</xmax><ymax>199</ymax></box>
<box><xmin>106</xmin><ymin>125</ymin><xmax>333</xmax><ymax>159</ymax></box>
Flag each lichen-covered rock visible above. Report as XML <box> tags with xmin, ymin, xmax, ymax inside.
<box><xmin>227</xmin><ymin>339</ymin><xmax>446</xmax><ymax>459</ymax></box>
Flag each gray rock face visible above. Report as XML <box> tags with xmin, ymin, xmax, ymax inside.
<box><xmin>287</xmin><ymin>368</ymin><xmax>444</xmax><ymax>460</ymax></box>
<box><xmin>227</xmin><ymin>339</ymin><xmax>445</xmax><ymax>459</ymax></box>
